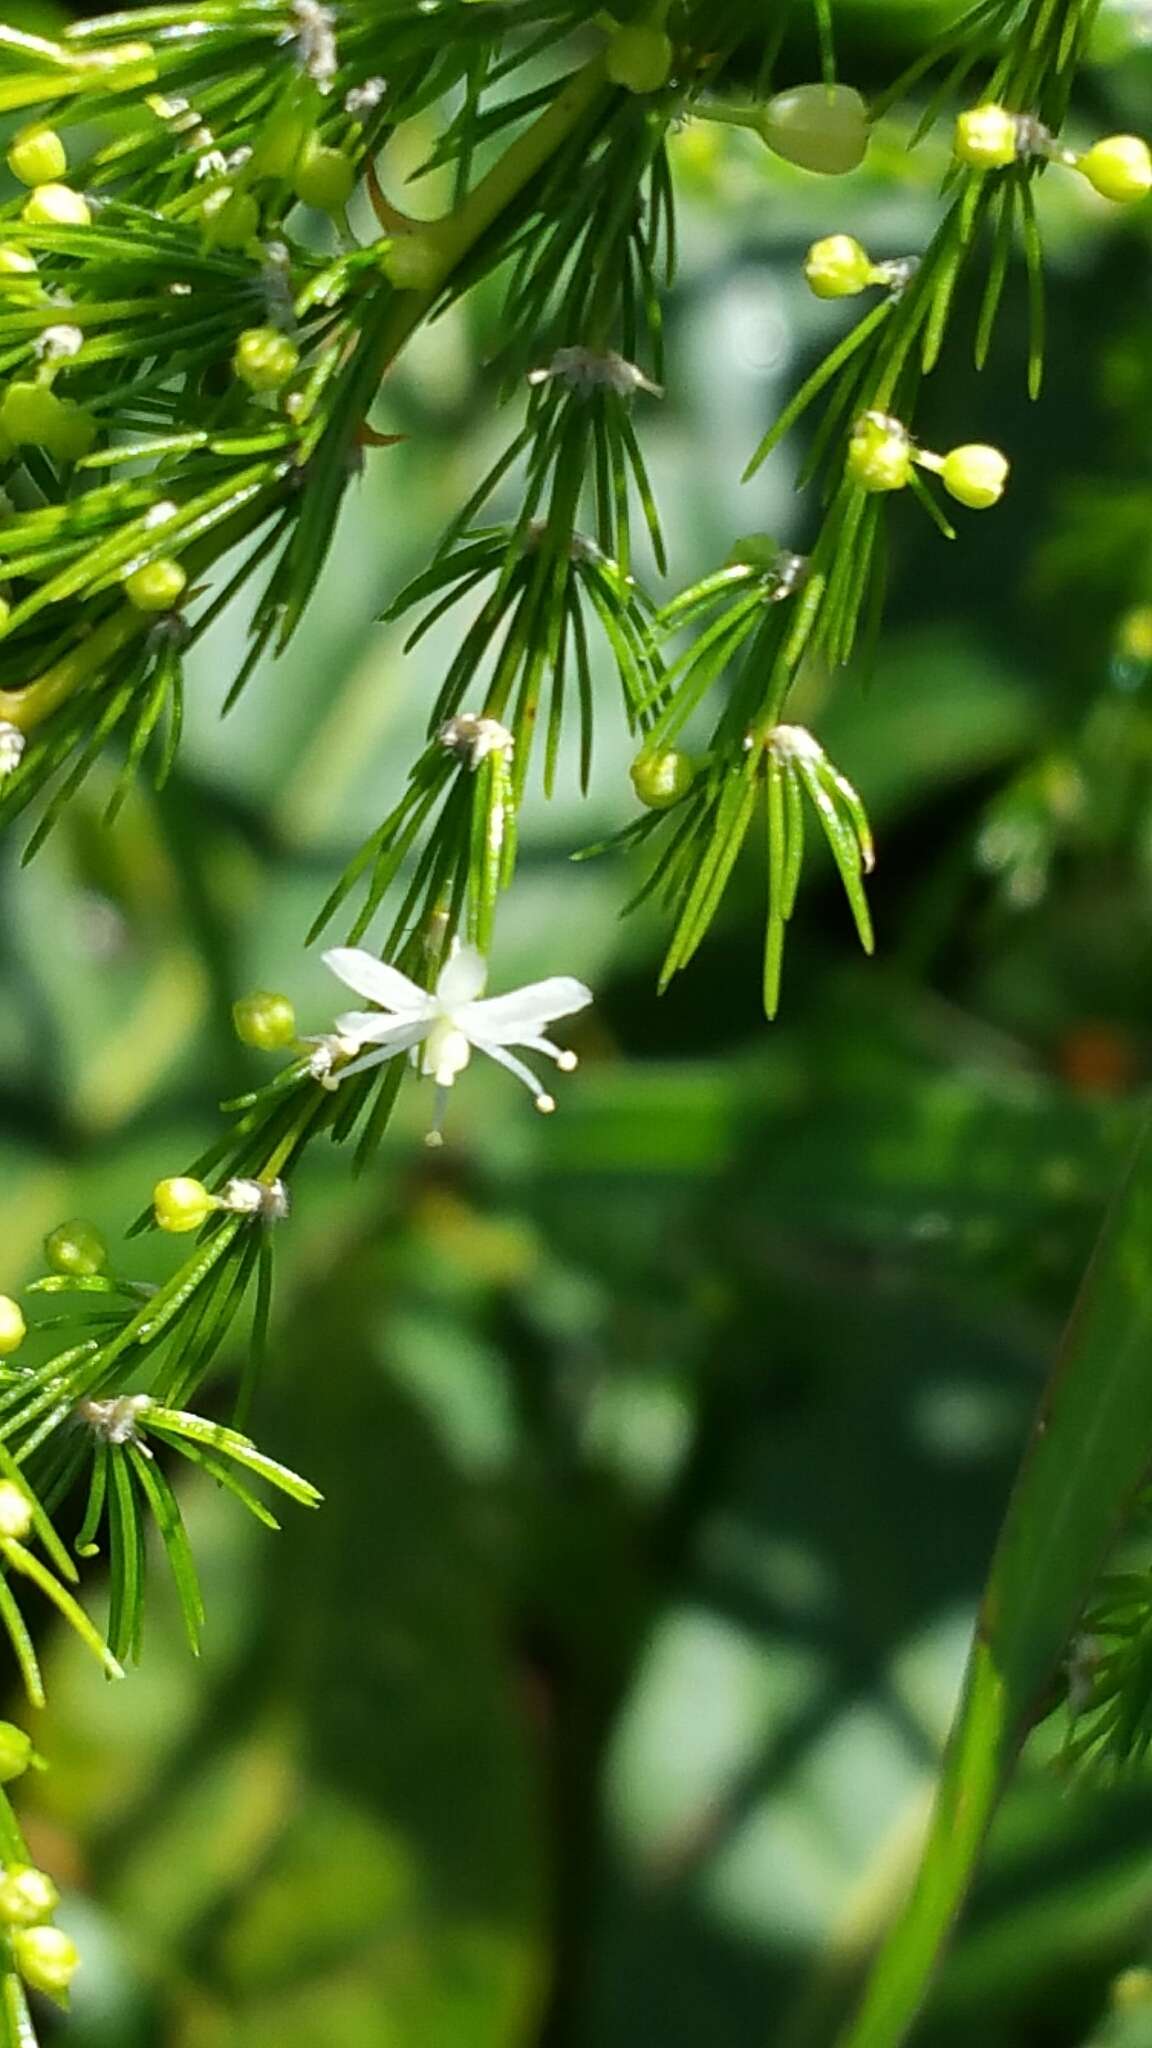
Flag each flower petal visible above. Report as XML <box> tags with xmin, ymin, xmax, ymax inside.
<box><xmin>436</xmin><ymin>945</ymin><xmax>487</xmax><ymax>1008</ymax></box>
<box><xmin>323</xmin><ymin>948</ymin><xmax>430</xmax><ymax>1014</ymax></box>
<box><xmin>471</xmin><ymin>1037</ymin><xmax>551</xmax><ymax>1103</ymax></box>
<box><xmin>335</xmin><ymin>1009</ymin><xmax>429</xmax><ymax>1046</ymax></box>
<box><xmin>330</xmin><ymin>1022</ymin><xmax>429</xmax><ymax>1083</ymax></box>
<box><xmin>457</xmin><ymin>977</ymin><xmax>592</xmax><ymax>1045</ymax></box>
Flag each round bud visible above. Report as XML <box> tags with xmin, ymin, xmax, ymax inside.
<box><xmin>378</xmin><ymin>235</ymin><xmax>442</xmax><ymax>292</ymax></box>
<box><xmin>46</xmin><ymin>399</ymin><xmax>95</xmax><ymax>466</ymax></box>
<box><xmin>804</xmin><ymin>232</ymin><xmax>874</xmax><ymax>298</ymax></box>
<box><xmin>630</xmin><ymin>748</ymin><xmax>694</xmax><ymax>809</ymax></box>
<box><xmin>760</xmin><ymin>84</ymin><xmax>869</xmax><ymax>175</ymax></box>
<box><xmin>606</xmin><ymin>25</ymin><xmax>674</xmax><ymax>93</ymax></box>
<box><xmin>0</xmin><ymin>1486</ymin><xmax>32</xmax><ymax>1542</ymax></box>
<box><xmin>0</xmin><ymin>1866</ymin><xmax>58</xmax><ymax>1928</ymax></box>
<box><xmin>21</xmin><ymin>184</ymin><xmax>90</xmax><ymax>228</ymax></box>
<box><xmin>726</xmin><ymin>533</ymin><xmax>783</xmax><ymax>569</ymax></box>
<box><xmin>12</xmin><ymin>1925</ymin><xmax>80</xmax><ymax>2001</ymax></box>
<box><xmin>200</xmin><ymin>187</ymin><xmax>259</xmax><ymax>248</ymax></box>
<box><xmin>1112</xmin><ymin>1968</ymin><xmax>1152</xmax><ymax>2014</ymax></box>
<box><xmin>0</xmin><ymin>1726</ymin><xmax>35</xmax><ymax>1785</ymax></box>
<box><xmin>233</xmin><ymin>990</ymin><xmax>297</xmax><ymax>1051</ymax></box>
<box><xmin>7</xmin><ymin>127</ymin><xmax>67</xmax><ymax>189</ymax></box>
<box><xmin>0</xmin><ymin>248</ymin><xmax>37</xmax><ymax>278</ymax></box>
<box><xmin>954</xmin><ymin>104</ymin><xmax>1019</xmax><ymax>169</ymax></box>
<box><xmin>233</xmin><ymin>327</ymin><xmax>300</xmax><ymax>393</ymax></box>
<box><xmin>124</xmin><ymin>558</ymin><xmax>186</xmax><ymax>613</ymax></box>
<box><xmin>44</xmin><ymin>1218</ymin><xmax>108</xmax><ymax>1279</ymax></box>
<box><xmin>847</xmin><ymin>414</ymin><xmax>913</xmax><ymax>492</ymax></box>
<box><xmin>0</xmin><ymin>381</ymin><xmax>63</xmax><ymax>449</ymax></box>
<box><xmin>153</xmin><ymin>1176</ymin><xmax>216</xmax><ymax>1234</ymax></box>
<box><xmin>0</xmin><ymin>1299</ymin><xmax>25</xmax><ymax>1359</ymax></box>
<box><xmin>939</xmin><ymin>442</ymin><xmax>1009</xmax><ymax>509</ymax></box>
<box><xmin>1077</xmin><ymin>134</ymin><xmax>1152</xmax><ymax>203</ymax></box>
<box><xmin>293</xmin><ymin>140</ymin><xmax>356</xmax><ymax>212</ymax></box>
<box><xmin>250</xmin><ymin>91</ymin><xmax>319</xmax><ymax>181</ymax></box>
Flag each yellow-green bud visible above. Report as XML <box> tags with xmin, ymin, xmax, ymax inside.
<box><xmin>200</xmin><ymin>187</ymin><xmax>259</xmax><ymax>248</ymax></box>
<box><xmin>153</xmin><ymin>1176</ymin><xmax>216</xmax><ymax>1234</ymax></box>
<box><xmin>939</xmin><ymin>442</ymin><xmax>1009</xmax><ymax>509</ymax></box>
<box><xmin>847</xmin><ymin>414</ymin><xmax>913</xmax><ymax>492</ymax></box>
<box><xmin>0</xmin><ymin>1866</ymin><xmax>58</xmax><ymax>1928</ymax></box>
<box><xmin>954</xmin><ymin>104</ymin><xmax>1019</xmax><ymax>169</ymax></box>
<box><xmin>7</xmin><ymin>127</ymin><xmax>67</xmax><ymax>188</ymax></box>
<box><xmin>47</xmin><ymin>399</ymin><xmax>95</xmax><ymax>466</ymax></box>
<box><xmin>1112</xmin><ymin>1968</ymin><xmax>1152</xmax><ymax>2014</ymax></box>
<box><xmin>124</xmin><ymin>559</ymin><xmax>186</xmax><ymax>613</ymax></box>
<box><xmin>1077</xmin><ymin>134</ymin><xmax>1152</xmax><ymax>203</ymax></box>
<box><xmin>12</xmin><ymin>1925</ymin><xmax>79</xmax><ymax>2001</ymax></box>
<box><xmin>233</xmin><ymin>327</ymin><xmax>300</xmax><ymax>393</ymax></box>
<box><xmin>606</xmin><ymin>25</ymin><xmax>673</xmax><ymax>93</ymax></box>
<box><xmin>250</xmin><ymin>91</ymin><xmax>320</xmax><ymax>181</ymax></box>
<box><xmin>293</xmin><ymin>140</ymin><xmax>356</xmax><ymax>212</ymax></box>
<box><xmin>232</xmin><ymin>990</ymin><xmax>297</xmax><ymax>1051</ymax></box>
<box><xmin>804</xmin><ymin>233</ymin><xmax>874</xmax><ymax>298</ymax></box>
<box><xmin>760</xmin><ymin>84</ymin><xmax>869</xmax><ymax>175</ymax></box>
<box><xmin>0</xmin><ymin>382</ymin><xmax>61</xmax><ymax>449</ymax></box>
<box><xmin>44</xmin><ymin>1219</ymin><xmax>107</xmax><ymax>1279</ymax></box>
<box><xmin>21</xmin><ymin>184</ymin><xmax>90</xmax><ymax>229</ymax></box>
<box><xmin>630</xmin><ymin>749</ymin><xmax>694</xmax><ymax>809</ymax></box>
<box><xmin>0</xmin><ymin>1299</ymin><xmax>25</xmax><ymax>1359</ymax></box>
<box><xmin>0</xmin><ymin>248</ymin><xmax>37</xmax><ymax>278</ymax></box>
<box><xmin>0</xmin><ymin>1486</ymin><xmax>33</xmax><ymax>1542</ymax></box>
<box><xmin>378</xmin><ymin>235</ymin><xmax>442</xmax><ymax>291</ymax></box>
<box><xmin>0</xmin><ymin>1726</ymin><xmax>35</xmax><ymax>1785</ymax></box>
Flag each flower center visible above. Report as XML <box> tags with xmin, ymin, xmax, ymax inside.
<box><xmin>420</xmin><ymin>1018</ymin><xmax>472</xmax><ymax>1087</ymax></box>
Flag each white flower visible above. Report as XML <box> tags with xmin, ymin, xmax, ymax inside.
<box><xmin>527</xmin><ymin>348</ymin><xmax>663</xmax><ymax>400</ymax></box>
<box><xmin>320</xmin><ymin>944</ymin><xmax>593</xmax><ymax>1143</ymax></box>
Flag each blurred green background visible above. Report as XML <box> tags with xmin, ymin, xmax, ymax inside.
<box><xmin>6</xmin><ymin>3</ymin><xmax>1152</xmax><ymax>2043</ymax></box>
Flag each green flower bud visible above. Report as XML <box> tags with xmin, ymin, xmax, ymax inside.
<box><xmin>21</xmin><ymin>184</ymin><xmax>90</xmax><ymax>229</ymax></box>
<box><xmin>293</xmin><ymin>140</ymin><xmax>356</xmax><ymax>212</ymax></box>
<box><xmin>847</xmin><ymin>413</ymin><xmax>913</xmax><ymax>492</ymax></box>
<box><xmin>200</xmin><ymin>186</ymin><xmax>259</xmax><ymax>248</ymax></box>
<box><xmin>0</xmin><ymin>248</ymin><xmax>37</xmax><ymax>278</ymax></box>
<box><xmin>939</xmin><ymin>442</ymin><xmax>1009</xmax><ymax>509</ymax></box>
<box><xmin>7</xmin><ymin>127</ymin><xmax>67</xmax><ymax>189</ymax></box>
<box><xmin>0</xmin><ymin>1485</ymin><xmax>33</xmax><ymax>1543</ymax></box>
<box><xmin>124</xmin><ymin>558</ymin><xmax>186</xmax><ymax>613</ymax></box>
<box><xmin>233</xmin><ymin>327</ymin><xmax>300</xmax><ymax>393</ymax></box>
<box><xmin>12</xmin><ymin>1925</ymin><xmax>79</xmax><ymax>2001</ymax></box>
<box><xmin>378</xmin><ymin>235</ymin><xmax>442</xmax><ymax>291</ymax></box>
<box><xmin>804</xmin><ymin>232</ymin><xmax>875</xmax><ymax>298</ymax></box>
<box><xmin>631</xmin><ymin>748</ymin><xmax>694</xmax><ymax>809</ymax></box>
<box><xmin>250</xmin><ymin>90</ymin><xmax>320</xmax><ymax>181</ymax></box>
<box><xmin>0</xmin><ymin>1866</ymin><xmax>58</xmax><ymax>1928</ymax></box>
<box><xmin>606</xmin><ymin>25</ymin><xmax>674</xmax><ymax>93</ymax></box>
<box><xmin>0</xmin><ymin>381</ymin><xmax>63</xmax><ymax>449</ymax></box>
<box><xmin>761</xmin><ymin>84</ymin><xmax>869</xmax><ymax>175</ymax></box>
<box><xmin>232</xmin><ymin>990</ymin><xmax>298</xmax><ymax>1051</ymax></box>
<box><xmin>0</xmin><ymin>1725</ymin><xmax>35</xmax><ymax>1785</ymax></box>
<box><xmin>44</xmin><ymin>1219</ymin><xmax>108</xmax><ymax>1279</ymax></box>
<box><xmin>953</xmin><ymin>104</ymin><xmax>1019</xmax><ymax>169</ymax></box>
<box><xmin>1112</xmin><ymin>1969</ymin><xmax>1152</xmax><ymax>2014</ymax></box>
<box><xmin>1077</xmin><ymin>134</ymin><xmax>1152</xmax><ymax>202</ymax></box>
<box><xmin>725</xmin><ymin>533</ymin><xmax>782</xmax><ymax>569</ymax></box>
<box><xmin>46</xmin><ymin>399</ymin><xmax>95</xmax><ymax>466</ymax></box>
<box><xmin>153</xmin><ymin>1176</ymin><xmax>216</xmax><ymax>1234</ymax></box>
<box><xmin>0</xmin><ymin>1299</ymin><xmax>25</xmax><ymax>1359</ymax></box>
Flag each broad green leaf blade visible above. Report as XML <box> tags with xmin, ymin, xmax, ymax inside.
<box><xmin>838</xmin><ymin>1112</ymin><xmax>1152</xmax><ymax>2048</ymax></box>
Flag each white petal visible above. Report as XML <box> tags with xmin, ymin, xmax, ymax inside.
<box><xmin>436</xmin><ymin>945</ymin><xmax>487</xmax><ymax>1008</ymax></box>
<box><xmin>330</xmin><ymin>1022</ymin><xmax>429</xmax><ymax>1083</ymax></box>
<box><xmin>471</xmin><ymin>1036</ymin><xmax>551</xmax><ymax>1103</ymax></box>
<box><xmin>456</xmin><ymin>977</ymin><xmax>592</xmax><ymax>1045</ymax></box>
<box><xmin>335</xmin><ymin>1008</ymin><xmax>429</xmax><ymax>1046</ymax></box>
<box><xmin>323</xmin><ymin>948</ymin><xmax>430</xmax><ymax>1014</ymax></box>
